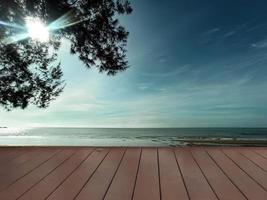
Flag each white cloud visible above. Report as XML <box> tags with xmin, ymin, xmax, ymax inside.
<box><xmin>138</xmin><ymin>86</ymin><xmax>149</xmax><ymax>90</ymax></box>
<box><xmin>251</xmin><ymin>39</ymin><xmax>267</xmax><ymax>48</ymax></box>
<box><xmin>140</xmin><ymin>64</ymin><xmax>191</xmax><ymax>78</ymax></box>
<box><xmin>223</xmin><ymin>31</ymin><xmax>236</xmax><ymax>38</ymax></box>
<box><xmin>203</xmin><ymin>28</ymin><xmax>220</xmax><ymax>35</ymax></box>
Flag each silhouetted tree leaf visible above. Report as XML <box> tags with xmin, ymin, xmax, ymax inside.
<box><xmin>0</xmin><ymin>0</ymin><xmax>132</xmax><ymax>110</ymax></box>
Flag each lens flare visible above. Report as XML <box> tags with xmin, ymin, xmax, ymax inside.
<box><xmin>25</xmin><ymin>17</ymin><xmax>49</xmax><ymax>42</ymax></box>
<box><xmin>48</xmin><ymin>10</ymin><xmax>87</xmax><ymax>31</ymax></box>
<box><xmin>0</xmin><ymin>21</ymin><xmax>24</xmax><ymax>30</ymax></box>
<box><xmin>0</xmin><ymin>10</ymin><xmax>89</xmax><ymax>45</ymax></box>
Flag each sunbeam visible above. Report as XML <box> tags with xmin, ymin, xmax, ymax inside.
<box><xmin>25</xmin><ymin>17</ymin><xmax>50</xmax><ymax>42</ymax></box>
<box><xmin>0</xmin><ymin>21</ymin><xmax>25</xmax><ymax>30</ymax></box>
<box><xmin>48</xmin><ymin>10</ymin><xmax>75</xmax><ymax>30</ymax></box>
<box><xmin>3</xmin><ymin>33</ymin><xmax>29</xmax><ymax>44</ymax></box>
<box><xmin>48</xmin><ymin>10</ymin><xmax>88</xmax><ymax>31</ymax></box>
<box><xmin>0</xmin><ymin>10</ymin><xmax>89</xmax><ymax>45</ymax></box>
<box><xmin>1</xmin><ymin>17</ymin><xmax>50</xmax><ymax>44</ymax></box>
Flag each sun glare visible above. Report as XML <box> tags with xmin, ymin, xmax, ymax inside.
<box><xmin>25</xmin><ymin>17</ymin><xmax>49</xmax><ymax>42</ymax></box>
<box><xmin>1</xmin><ymin>12</ymin><xmax>83</xmax><ymax>44</ymax></box>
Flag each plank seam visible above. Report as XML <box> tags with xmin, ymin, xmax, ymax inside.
<box><xmin>73</xmin><ymin>148</ymin><xmax>111</xmax><ymax>200</ymax></box>
<box><xmin>43</xmin><ymin>148</ymin><xmax>96</xmax><ymax>199</ymax></box>
<box><xmin>173</xmin><ymin>148</ymin><xmax>190</xmax><ymax>200</ymax></box>
<box><xmin>0</xmin><ymin>148</ymin><xmax>63</xmax><ymax>192</ymax></box>
<box><xmin>11</xmin><ymin>149</ymin><xmax>44</xmax><ymax>166</ymax></box>
<box><xmin>15</xmin><ymin>149</ymin><xmax>78</xmax><ymax>200</ymax></box>
<box><xmin>221</xmin><ymin>149</ymin><xmax>267</xmax><ymax>192</ymax></box>
<box><xmin>3</xmin><ymin>149</ymin><xmax>30</xmax><ymax>164</ymax></box>
<box><xmin>9</xmin><ymin>148</ymin><xmax>54</xmax><ymax>169</ymax></box>
<box><xmin>131</xmin><ymin>148</ymin><xmax>142</xmax><ymax>200</ymax></box>
<box><xmin>252</xmin><ymin>149</ymin><xmax>267</xmax><ymax>160</ymax></box>
<box><xmin>0</xmin><ymin>149</ymin><xmax>34</xmax><ymax>174</ymax></box>
<box><xmin>0</xmin><ymin>148</ymin><xmax>28</xmax><ymax>164</ymax></box>
<box><xmin>238</xmin><ymin>150</ymin><xmax>267</xmax><ymax>173</ymax></box>
<box><xmin>204</xmin><ymin>148</ymin><xmax>249</xmax><ymax>200</ymax></box>
<box><xmin>102</xmin><ymin>148</ymin><xmax>127</xmax><ymax>200</ymax></box>
<box><xmin>157</xmin><ymin>148</ymin><xmax>162</xmax><ymax>200</ymax></box>
<box><xmin>189</xmin><ymin>148</ymin><xmax>219</xmax><ymax>200</ymax></box>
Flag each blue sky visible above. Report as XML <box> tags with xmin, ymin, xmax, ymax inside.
<box><xmin>1</xmin><ymin>0</ymin><xmax>267</xmax><ymax>127</ymax></box>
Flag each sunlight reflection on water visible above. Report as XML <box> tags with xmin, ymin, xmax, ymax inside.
<box><xmin>0</xmin><ymin>127</ymin><xmax>267</xmax><ymax>146</ymax></box>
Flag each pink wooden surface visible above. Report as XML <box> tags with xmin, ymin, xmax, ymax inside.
<box><xmin>0</xmin><ymin>147</ymin><xmax>267</xmax><ymax>200</ymax></box>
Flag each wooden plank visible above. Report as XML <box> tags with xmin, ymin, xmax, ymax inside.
<box><xmin>132</xmin><ymin>148</ymin><xmax>160</xmax><ymax>200</ymax></box>
<box><xmin>222</xmin><ymin>148</ymin><xmax>267</xmax><ymax>190</ymax></box>
<box><xmin>0</xmin><ymin>148</ymin><xmax>28</xmax><ymax>164</ymax></box>
<box><xmin>0</xmin><ymin>148</ymin><xmax>60</xmax><ymax>191</ymax></box>
<box><xmin>158</xmin><ymin>148</ymin><xmax>189</xmax><ymax>200</ymax></box>
<box><xmin>0</xmin><ymin>147</ymin><xmax>22</xmax><ymax>156</ymax></box>
<box><xmin>0</xmin><ymin>149</ymin><xmax>75</xmax><ymax>200</ymax></box>
<box><xmin>8</xmin><ymin>148</ymin><xmax>40</xmax><ymax>164</ymax></box>
<box><xmin>0</xmin><ymin>147</ymin><xmax>19</xmax><ymax>157</ymax></box>
<box><xmin>75</xmin><ymin>148</ymin><xmax>125</xmax><ymax>200</ymax></box>
<box><xmin>18</xmin><ymin>148</ymin><xmax>94</xmax><ymax>200</ymax></box>
<box><xmin>175</xmin><ymin>148</ymin><xmax>218</xmax><ymax>200</ymax></box>
<box><xmin>0</xmin><ymin>147</ymin><xmax>266</xmax><ymax>200</ymax></box>
<box><xmin>0</xmin><ymin>148</ymin><xmax>42</xmax><ymax>175</ymax></box>
<box><xmin>207</xmin><ymin>148</ymin><xmax>267</xmax><ymax>200</ymax></box>
<box><xmin>104</xmin><ymin>148</ymin><xmax>141</xmax><ymax>200</ymax></box>
<box><xmin>238</xmin><ymin>148</ymin><xmax>267</xmax><ymax>171</ymax></box>
<box><xmin>254</xmin><ymin>148</ymin><xmax>267</xmax><ymax>159</ymax></box>
<box><xmin>0</xmin><ymin>147</ymin><xmax>13</xmax><ymax>153</ymax></box>
<box><xmin>47</xmin><ymin>148</ymin><xmax>109</xmax><ymax>200</ymax></box>
<box><xmin>191</xmin><ymin>148</ymin><xmax>246</xmax><ymax>200</ymax></box>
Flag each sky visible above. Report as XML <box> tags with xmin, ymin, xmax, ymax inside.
<box><xmin>1</xmin><ymin>0</ymin><xmax>267</xmax><ymax>127</ymax></box>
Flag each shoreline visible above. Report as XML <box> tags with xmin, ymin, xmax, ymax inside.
<box><xmin>165</xmin><ymin>137</ymin><xmax>267</xmax><ymax>146</ymax></box>
<box><xmin>0</xmin><ymin>137</ymin><xmax>267</xmax><ymax>147</ymax></box>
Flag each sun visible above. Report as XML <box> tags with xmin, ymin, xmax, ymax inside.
<box><xmin>25</xmin><ymin>17</ymin><xmax>49</xmax><ymax>42</ymax></box>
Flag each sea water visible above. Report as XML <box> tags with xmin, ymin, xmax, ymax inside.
<box><xmin>0</xmin><ymin>127</ymin><xmax>267</xmax><ymax>146</ymax></box>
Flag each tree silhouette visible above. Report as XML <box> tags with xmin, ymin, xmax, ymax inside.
<box><xmin>0</xmin><ymin>0</ymin><xmax>132</xmax><ymax>110</ymax></box>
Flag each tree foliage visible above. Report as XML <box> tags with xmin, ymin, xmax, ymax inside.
<box><xmin>0</xmin><ymin>0</ymin><xmax>132</xmax><ymax>110</ymax></box>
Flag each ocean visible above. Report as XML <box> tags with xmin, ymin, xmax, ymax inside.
<box><xmin>0</xmin><ymin>127</ymin><xmax>267</xmax><ymax>146</ymax></box>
